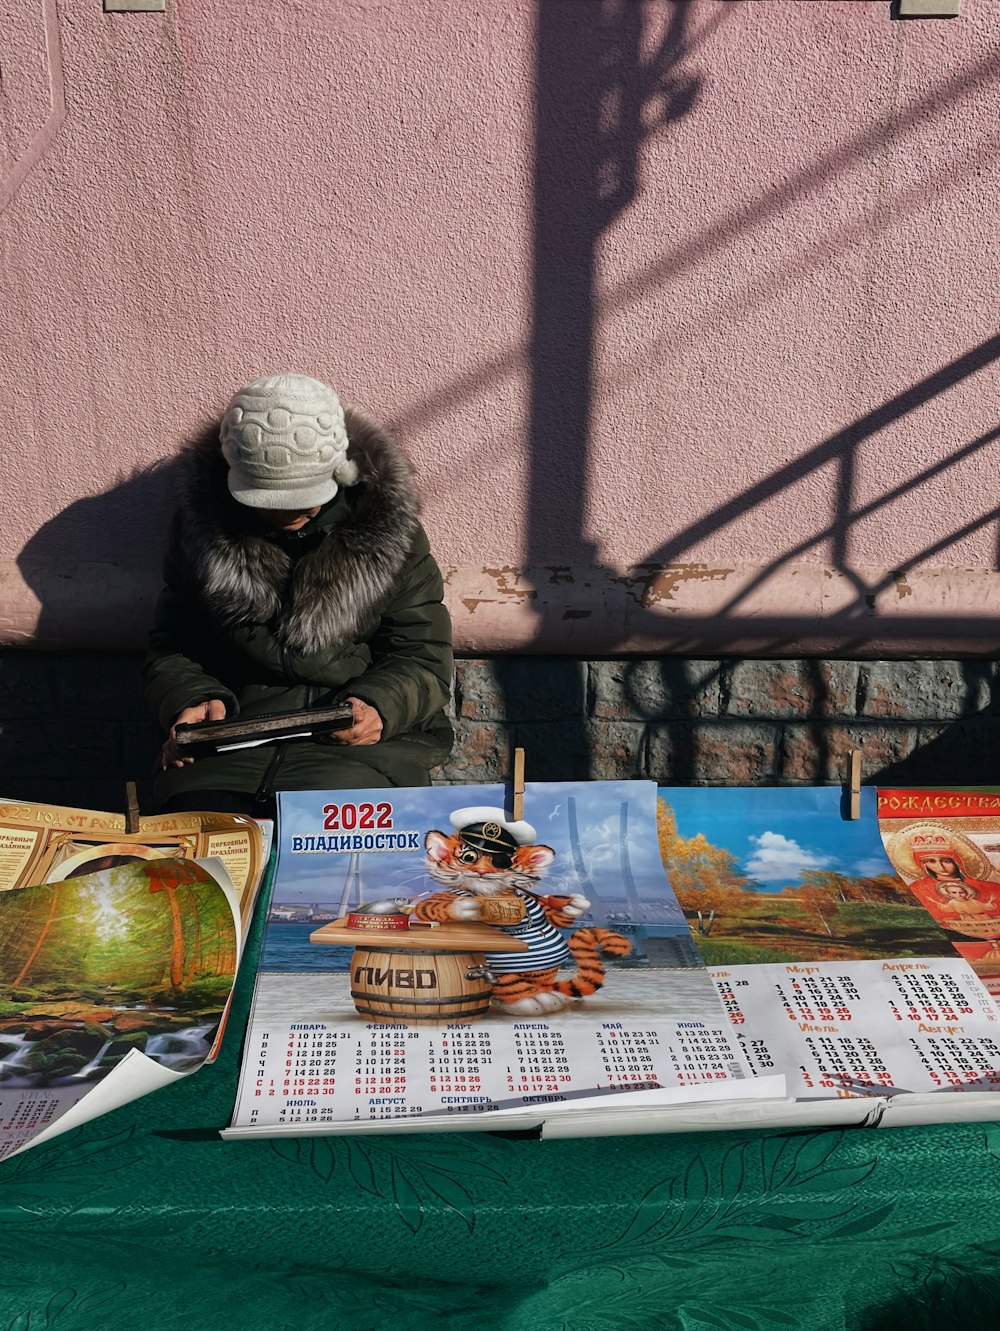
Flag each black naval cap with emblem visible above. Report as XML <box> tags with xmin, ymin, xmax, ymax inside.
<box><xmin>448</xmin><ymin>806</ymin><xmax>537</xmax><ymax>870</ymax></box>
<box><xmin>456</xmin><ymin>820</ymin><xmax>520</xmax><ymax>868</ymax></box>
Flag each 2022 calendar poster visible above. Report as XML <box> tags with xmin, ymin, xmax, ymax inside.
<box><xmin>226</xmin><ymin>781</ymin><xmax>756</xmax><ymax>1136</ymax></box>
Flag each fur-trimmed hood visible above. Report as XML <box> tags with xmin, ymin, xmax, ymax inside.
<box><xmin>174</xmin><ymin>408</ymin><xmax>420</xmax><ymax>657</ymax></box>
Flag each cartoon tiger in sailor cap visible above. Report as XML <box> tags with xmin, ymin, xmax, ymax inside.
<box><xmin>408</xmin><ymin>806</ymin><xmax>632</xmax><ymax>1016</ymax></box>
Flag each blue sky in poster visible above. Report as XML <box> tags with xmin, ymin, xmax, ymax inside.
<box><xmin>273</xmin><ymin>781</ymin><xmax>683</xmax><ymax>923</ymax></box>
<box><xmin>658</xmin><ymin>785</ymin><xmax>893</xmax><ymax>892</ymax></box>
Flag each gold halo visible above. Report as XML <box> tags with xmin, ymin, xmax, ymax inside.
<box><xmin>885</xmin><ymin>822</ymin><xmax>995</xmax><ymax>883</ymax></box>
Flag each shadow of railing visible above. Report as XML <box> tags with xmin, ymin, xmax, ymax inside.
<box><xmin>491</xmin><ymin>0</ymin><xmax>1000</xmax><ymax>785</ymax></box>
<box><xmin>646</xmin><ymin>335</ymin><xmax>1000</xmax><ymax>579</ymax></box>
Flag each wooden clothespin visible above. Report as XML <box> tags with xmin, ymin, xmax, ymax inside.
<box><xmin>512</xmin><ymin>747</ymin><xmax>525</xmax><ymax>822</ymax></box>
<box><xmin>125</xmin><ymin>780</ymin><xmax>141</xmax><ymax>835</ymax></box>
<box><xmin>848</xmin><ymin>750</ymin><xmax>862</xmax><ymax>821</ymax></box>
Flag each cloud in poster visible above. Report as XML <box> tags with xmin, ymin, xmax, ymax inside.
<box><xmin>744</xmin><ymin>831</ymin><xmax>834</xmax><ymax>883</ymax></box>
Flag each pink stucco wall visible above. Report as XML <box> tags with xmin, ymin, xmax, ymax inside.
<box><xmin>1</xmin><ymin>0</ymin><xmax>997</xmax><ymax>652</ymax></box>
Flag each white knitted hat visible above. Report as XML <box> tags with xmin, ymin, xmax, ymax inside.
<box><xmin>221</xmin><ymin>374</ymin><xmax>358</xmax><ymax>509</ymax></box>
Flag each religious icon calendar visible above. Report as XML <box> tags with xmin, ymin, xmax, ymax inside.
<box><xmin>224</xmin><ymin>782</ymin><xmax>770</xmax><ymax>1140</ymax></box>
<box><xmin>661</xmin><ymin>785</ymin><xmax>1000</xmax><ymax>1122</ymax></box>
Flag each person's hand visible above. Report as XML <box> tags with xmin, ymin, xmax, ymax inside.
<box><xmin>328</xmin><ymin>696</ymin><xmax>383</xmax><ymax>746</ymax></box>
<box><xmin>161</xmin><ymin>699</ymin><xmax>227</xmax><ymax>769</ymax></box>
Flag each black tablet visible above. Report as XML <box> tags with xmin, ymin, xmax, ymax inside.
<box><xmin>174</xmin><ymin>703</ymin><xmax>355</xmax><ymax>755</ymax></box>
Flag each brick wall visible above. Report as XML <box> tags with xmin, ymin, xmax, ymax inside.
<box><xmin>1</xmin><ymin>652</ymin><xmax>996</xmax><ymax>815</ymax></box>
<box><xmin>445</xmin><ymin>659</ymin><xmax>1000</xmax><ymax>788</ymax></box>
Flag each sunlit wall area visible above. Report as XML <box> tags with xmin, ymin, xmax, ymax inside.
<box><xmin>1</xmin><ymin>1</ymin><xmax>996</xmax><ymax>654</ymax></box>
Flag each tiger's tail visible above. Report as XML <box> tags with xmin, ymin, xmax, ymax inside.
<box><xmin>553</xmin><ymin>928</ymin><xmax>633</xmax><ymax>999</ymax></box>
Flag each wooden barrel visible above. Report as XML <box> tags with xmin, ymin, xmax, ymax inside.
<box><xmin>350</xmin><ymin>946</ymin><xmax>493</xmax><ymax>1024</ymax></box>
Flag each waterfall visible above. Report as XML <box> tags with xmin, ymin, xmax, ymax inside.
<box><xmin>143</xmin><ymin>1023</ymin><xmax>217</xmax><ymax>1072</ymax></box>
<box><xmin>0</xmin><ymin>1034</ymin><xmax>39</xmax><ymax>1088</ymax></box>
<box><xmin>56</xmin><ymin>1039</ymin><xmax>114</xmax><ymax>1083</ymax></box>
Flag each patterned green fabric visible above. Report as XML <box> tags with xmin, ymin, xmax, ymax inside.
<box><xmin>3</xmin><ymin>861</ymin><xmax>1000</xmax><ymax>1331</ymax></box>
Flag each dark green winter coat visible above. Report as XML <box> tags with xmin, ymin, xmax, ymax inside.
<box><xmin>145</xmin><ymin>409</ymin><xmax>454</xmax><ymax>804</ymax></box>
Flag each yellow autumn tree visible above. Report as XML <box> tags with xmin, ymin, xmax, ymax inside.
<box><xmin>799</xmin><ymin>868</ymin><xmax>911</xmax><ymax>907</ymax></box>
<box><xmin>657</xmin><ymin>799</ymin><xmax>751</xmax><ymax>914</ymax></box>
<box><xmin>864</xmin><ymin>873</ymin><xmax>915</xmax><ymax>905</ymax></box>
<box><xmin>797</xmin><ymin>874</ymin><xmax>842</xmax><ymax>935</ymax></box>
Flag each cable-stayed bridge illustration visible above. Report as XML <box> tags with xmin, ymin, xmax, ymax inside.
<box><xmin>337</xmin><ymin>852</ymin><xmax>365</xmax><ymax>916</ymax></box>
<box><xmin>266</xmin><ymin>856</ymin><xmax>366</xmax><ymax>922</ymax></box>
<box><xmin>565</xmin><ymin>796</ymin><xmax>702</xmax><ymax>969</ymax></box>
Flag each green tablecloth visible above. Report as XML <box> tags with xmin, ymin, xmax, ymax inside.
<box><xmin>3</xmin><ymin>868</ymin><xmax>1000</xmax><ymax>1331</ymax></box>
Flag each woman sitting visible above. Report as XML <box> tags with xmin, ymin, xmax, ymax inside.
<box><xmin>145</xmin><ymin>373</ymin><xmax>453</xmax><ymax>814</ymax></box>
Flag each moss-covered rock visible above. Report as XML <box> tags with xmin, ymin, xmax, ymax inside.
<box><xmin>22</xmin><ymin>1027</ymin><xmax>108</xmax><ymax>1079</ymax></box>
<box><xmin>104</xmin><ymin>1032</ymin><xmax>149</xmax><ymax>1067</ymax></box>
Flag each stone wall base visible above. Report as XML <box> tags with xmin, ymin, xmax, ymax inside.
<box><xmin>2</xmin><ymin>653</ymin><xmax>996</xmax><ymax>815</ymax></box>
